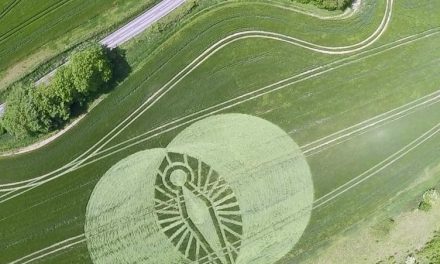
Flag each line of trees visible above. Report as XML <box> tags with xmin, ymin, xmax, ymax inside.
<box><xmin>0</xmin><ymin>43</ymin><xmax>113</xmax><ymax>138</ymax></box>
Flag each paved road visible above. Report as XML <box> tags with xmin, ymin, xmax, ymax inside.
<box><xmin>0</xmin><ymin>0</ymin><xmax>187</xmax><ymax>116</ymax></box>
<box><xmin>101</xmin><ymin>0</ymin><xmax>186</xmax><ymax>48</ymax></box>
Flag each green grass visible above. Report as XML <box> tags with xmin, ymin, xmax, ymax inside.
<box><xmin>1</xmin><ymin>0</ymin><xmax>440</xmax><ymax>263</ymax></box>
<box><xmin>417</xmin><ymin>232</ymin><xmax>440</xmax><ymax>263</ymax></box>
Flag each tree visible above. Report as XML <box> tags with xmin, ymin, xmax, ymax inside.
<box><xmin>38</xmin><ymin>67</ymin><xmax>76</xmax><ymax>123</ymax></box>
<box><xmin>2</xmin><ymin>83</ymin><xmax>50</xmax><ymax>137</ymax></box>
<box><xmin>70</xmin><ymin>44</ymin><xmax>112</xmax><ymax>96</ymax></box>
<box><xmin>50</xmin><ymin>66</ymin><xmax>76</xmax><ymax>104</ymax></box>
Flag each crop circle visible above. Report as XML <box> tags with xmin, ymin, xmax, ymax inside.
<box><xmin>84</xmin><ymin>114</ymin><xmax>314</xmax><ymax>264</ymax></box>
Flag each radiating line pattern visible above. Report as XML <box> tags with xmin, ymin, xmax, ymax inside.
<box><xmin>154</xmin><ymin>152</ymin><xmax>243</xmax><ymax>264</ymax></box>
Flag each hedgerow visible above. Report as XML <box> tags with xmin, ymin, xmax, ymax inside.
<box><xmin>1</xmin><ymin>43</ymin><xmax>113</xmax><ymax>138</ymax></box>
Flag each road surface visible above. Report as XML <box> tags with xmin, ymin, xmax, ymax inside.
<box><xmin>101</xmin><ymin>0</ymin><xmax>186</xmax><ymax>48</ymax></box>
<box><xmin>0</xmin><ymin>0</ymin><xmax>187</xmax><ymax>116</ymax></box>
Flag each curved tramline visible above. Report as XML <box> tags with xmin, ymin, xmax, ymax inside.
<box><xmin>0</xmin><ymin>0</ymin><xmax>394</xmax><ymax>189</ymax></box>
<box><xmin>76</xmin><ymin>0</ymin><xmax>393</xmax><ymax>164</ymax></box>
<box><xmin>1</xmin><ymin>26</ymin><xmax>439</xmax><ymax>202</ymax></box>
<box><xmin>2</xmin><ymin>26</ymin><xmax>439</xmax><ymax>199</ymax></box>
<box><xmin>1</xmin><ymin>40</ymin><xmax>439</xmax><ymax>218</ymax></box>
<box><xmin>87</xmin><ymin>29</ymin><xmax>440</xmax><ymax>161</ymax></box>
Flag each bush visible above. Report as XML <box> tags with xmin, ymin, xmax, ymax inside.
<box><xmin>418</xmin><ymin>189</ymin><xmax>439</xmax><ymax>212</ymax></box>
<box><xmin>38</xmin><ymin>67</ymin><xmax>76</xmax><ymax>124</ymax></box>
<box><xmin>418</xmin><ymin>200</ymin><xmax>432</xmax><ymax>212</ymax></box>
<box><xmin>2</xmin><ymin>83</ymin><xmax>51</xmax><ymax>138</ymax></box>
<box><xmin>417</xmin><ymin>232</ymin><xmax>440</xmax><ymax>262</ymax></box>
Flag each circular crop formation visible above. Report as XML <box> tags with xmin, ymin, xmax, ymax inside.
<box><xmin>84</xmin><ymin>113</ymin><xmax>314</xmax><ymax>264</ymax></box>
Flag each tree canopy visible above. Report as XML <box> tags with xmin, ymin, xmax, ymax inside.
<box><xmin>1</xmin><ymin>83</ymin><xmax>50</xmax><ymax>138</ymax></box>
<box><xmin>70</xmin><ymin>44</ymin><xmax>112</xmax><ymax>95</ymax></box>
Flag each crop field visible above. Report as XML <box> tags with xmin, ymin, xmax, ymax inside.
<box><xmin>0</xmin><ymin>0</ymin><xmax>157</xmax><ymax>91</ymax></box>
<box><xmin>1</xmin><ymin>0</ymin><xmax>440</xmax><ymax>263</ymax></box>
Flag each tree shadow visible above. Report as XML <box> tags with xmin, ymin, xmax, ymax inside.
<box><xmin>105</xmin><ymin>46</ymin><xmax>132</xmax><ymax>90</ymax></box>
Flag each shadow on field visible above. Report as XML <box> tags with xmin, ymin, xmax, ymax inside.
<box><xmin>71</xmin><ymin>47</ymin><xmax>131</xmax><ymax>117</ymax></box>
<box><xmin>107</xmin><ymin>47</ymin><xmax>132</xmax><ymax>88</ymax></box>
